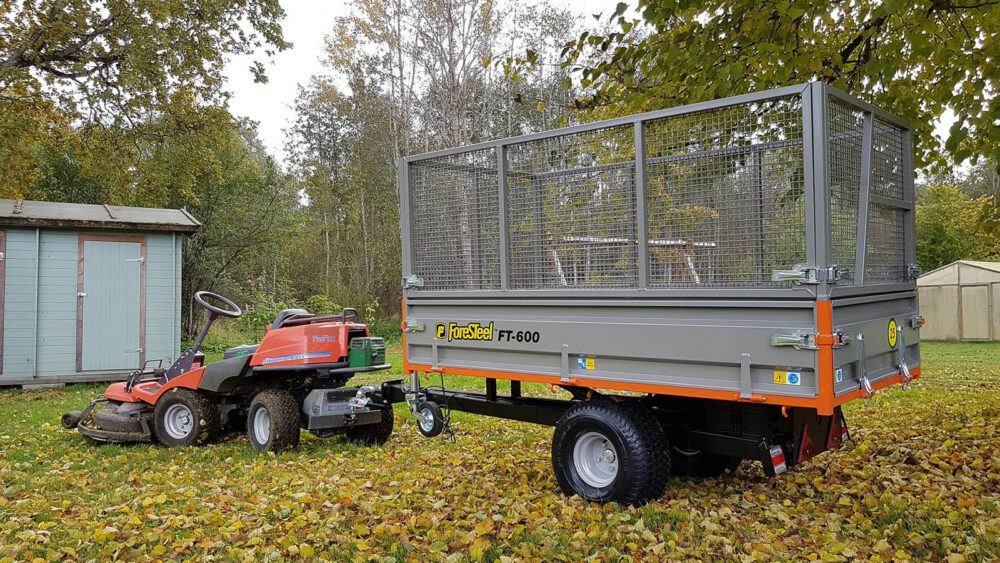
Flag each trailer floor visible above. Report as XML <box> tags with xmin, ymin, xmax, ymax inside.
<box><xmin>0</xmin><ymin>342</ymin><xmax>997</xmax><ymax>561</ymax></box>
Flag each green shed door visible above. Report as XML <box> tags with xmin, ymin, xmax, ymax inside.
<box><xmin>80</xmin><ymin>239</ymin><xmax>145</xmax><ymax>371</ymax></box>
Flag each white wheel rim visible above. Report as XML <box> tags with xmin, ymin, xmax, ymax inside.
<box><xmin>419</xmin><ymin>408</ymin><xmax>434</xmax><ymax>433</ymax></box>
<box><xmin>253</xmin><ymin>408</ymin><xmax>271</xmax><ymax>444</ymax></box>
<box><xmin>163</xmin><ymin>404</ymin><xmax>194</xmax><ymax>440</ymax></box>
<box><xmin>573</xmin><ymin>431</ymin><xmax>619</xmax><ymax>488</ymax></box>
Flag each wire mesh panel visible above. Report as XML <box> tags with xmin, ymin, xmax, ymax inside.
<box><xmin>408</xmin><ymin>149</ymin><xmax>500</xmax><ymax>290</ymax></box>
<box><xmin>644</xmin><ymin>96</ymin><xmax>806</xmax><ymax>287</ymax></box>
<box><xmin>865</xmin><ymin>116</ymin><xmax>908</xmax><ymax>282</ymax></box>
<box><xmin>402</xmin><ymin>83</ymin><xmax>912</xmax><ymax>294</ymax></box>
<box><xmin>506</xmin><ymin>126</ymin><xmax>637</xmax><ymax>289</ymax></box>
<box><xmin>827</xmin><ymin>100</ymin><xmax>865</xmax><ymax>285</ymax></box>
<box><xmin>827</xmin><ymin>99</ymin><xmax>910</xmax><ymax>285</ymax></box>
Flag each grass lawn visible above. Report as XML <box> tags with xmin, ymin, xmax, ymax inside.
<box><xmin>1</xmin><ymin>342</ymin><xmax>998</xmax><ymax>561</ymax></box>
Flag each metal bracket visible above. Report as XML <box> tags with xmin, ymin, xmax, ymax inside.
<box><xmin>771</xmin><ymin>264</ymin><xmax>850</xmax><ymax>285</ymax></box>
<box><xmin>908</xmin><ymin>315</ymin><xmax>924</xmax><ymax>329</ymax></box>
<box><xmin>833</xmin><ymin>331</ymin><xmax>853</xmax><ymax>349</ymax></box>
<box><xmin>402</xmin><ymin>275</ymin><xmax>424</xmax><ymax>289</ymax></box>
<box><xmin>856</xmin><ymin>333</ymin><xmax>874</xmax><ymax>405</ymax></box>
<box><xmin>403</xmin><ymin>322</ymin><xmax>424</xmax><ymax>333</ymax></box>
<box><xmin>770</xmin><ymin>331</ymin><xmax>819</xmax><ymax>351</ymax></box>
<box><xmin>907</xmin><ymin>263</ymin><xmax>923</xmax><ymax>279</ymax></box>
<box><xmin>896</xmin><ymin>327</ymin><xmax>913</xmax><ymax>388</ymax></box>
<box><xmin>125</xmin><ymin>257</ymin><xmax>144</xmax><ymax>264</ymax></box>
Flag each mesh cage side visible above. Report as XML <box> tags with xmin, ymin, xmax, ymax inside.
<box><xmin>827</xmin><ymin>100</ymin><xmax>909</xmax><ymax>285</ymax></box>
<box><xmin>644</xmin><ymin>96</ymin><xmax>806</xmax><ymax>287</ymax></box>
<box><xmin>506</xmin><ymin>125</ymin><xmax>637</xmax><ymax>289</ymax></box>
<box><xmin>866</xmin><ymin>116</ymin><xmax>907</xmax><ymax>282</ymax></box>
<box><xmin>828</xmin><ymin>100</ymin><xmax>864</xmax><ymax>285</ymax></box>
<box><xmin>408</xmin><ymin>148</ymin><xmax>500</xmax><ymax>290</ymax></box>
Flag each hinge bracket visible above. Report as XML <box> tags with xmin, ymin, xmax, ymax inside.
<box><xmin>770</xmin><ymin>331</ymin><xmax>819</xmax><ymax>350</ymax></box>
<box><xmin>402</xmin><ymin>275</ymin><xmax>424</xmax><ymax>289</ymax></box>
<box><xmin>771</xmin><ymin>264</ymin><xmax>850</xmax><ymax>285</ymax></box>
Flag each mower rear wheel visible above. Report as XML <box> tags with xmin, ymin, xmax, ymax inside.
<box><xmin>247</xmin><ymin>389</ymin><xmax>301</xmax><ymax>451</ymax></box>
<box><xmin>345</xmin><ymin>406</ymin><xmax>395</xmax><ymax>445</ymax></box>
<box><xmin>153</xmin><ymin>389</ymin><xmax>221</xmax><ymax>447</ymax></box>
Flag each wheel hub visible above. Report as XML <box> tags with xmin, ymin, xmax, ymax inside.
<box><xmin>573</xmin><ymin>431</ymin><xmax>619</xmax><ymax>488</ymax></box>
<box><xmin>163</xmin><ymin>403</ymin><xmax>194</xmax><ymax>439</ymax></box>
<box><xmin>253</xmin><ymin>408</ymin><xmax>271</xmax><ymax>444</ymax></box>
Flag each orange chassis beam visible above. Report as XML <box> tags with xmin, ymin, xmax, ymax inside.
<box><xmin>402</xmin><ymin>300</ymin><xmax>919</xmax><ymax>417</ymax></box>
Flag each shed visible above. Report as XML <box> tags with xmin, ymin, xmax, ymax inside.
<box><xmin>0</xmin><ymin>199</ymin><xmax>200</xmax><ymax>385</ymax></box>
<box><xmin>917</xmin><ymin>260</ymin><xmax>1000</xmax><ymax>341</ymax></box>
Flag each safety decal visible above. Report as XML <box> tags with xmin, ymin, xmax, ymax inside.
<box><xmin>835</xmin><ymin>368</ymin><xmax>844</xmax><ymax>383</ymax></box>
<box><xmin>774</xmin><ymin>369</ymin><xmax>801</xmax><ymax>385</ymax></box>
<box><xmin>887</xmin><ymin>318</ymin><xmax>898</xmax><ymax>348</ymax></box>
<box><xmin>577</xmin><ymin>356</ymin><xmax>596</xmax><ymax>370</ymax></box>
<box><xmin>261</xmin><ymin>351</ymin><xmax>333</xmax><ymax>365</ymax></box>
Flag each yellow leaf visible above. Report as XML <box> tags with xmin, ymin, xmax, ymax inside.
<box><xmin>475</xmin><ymin>520</ymin><xmax>494</xmax><ymax>536</ymax></box>
<box><xmin>151</xmin><ymin>545</ymin><xmax>166</xmax><ymax>556</ymax></box>
<box><xmin>300</xmin><ymin>544</ymin><xmax>315</xmax><ymax>557</ymax></box>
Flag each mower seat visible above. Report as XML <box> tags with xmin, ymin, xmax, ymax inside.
<box><xmin>272</xmin><ymin>308</ymin><xmax>312</xmax><ymax>329</ymax></box>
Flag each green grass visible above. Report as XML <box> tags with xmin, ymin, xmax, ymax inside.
<box><xmin>0</xmin><ymin>342</ymin><xmax>998</xmax><ymax>561</ymax></box>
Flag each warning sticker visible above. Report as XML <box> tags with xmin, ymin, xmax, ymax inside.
<box><xmin>888</xmin><ymin>318</ymin><xmax>898</xmax><ymax>348</ymax></box>
<box><xmin>577</xmin><ymin>356</ymin><xmax>596</xmax><ymax>370</ymax></box>
<box><xmin>774</xmin><ymin>369</ymin><xmax>801</xmax><ymax>385</ymax></box>
<box><xmin>835</xmin><ymin>368</ymin><xmax>844</xmax><ymax>383</ymax></box>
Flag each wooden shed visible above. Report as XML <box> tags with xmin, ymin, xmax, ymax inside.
<box><xmin>0</xmin><ymin>199</ymin><xmax>200</xmax><ymax>385</ymax></box>
<box><xmin>917</xmin><ymin>260</ymin><xmax>1000</xmax><ymax>341</ymax></box>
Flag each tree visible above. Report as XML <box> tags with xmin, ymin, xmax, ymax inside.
<box><xmin>560</xmin><ymin>0</ymin><xmax>1000</xmax><ymax>173</ymax></box>
<box><xmin>0</xmin><ymin>0</ymin><xmax>289</xmax><ymax>194</ymax></box>
<box><xmin>915</xmin><ymin>184</ymin><xmax>998</xmax><ymax>271</ymax></box>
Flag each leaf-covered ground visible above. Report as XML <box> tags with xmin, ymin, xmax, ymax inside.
<box><xmin>1</xmin><ymin>342</ymin><xmax>998</xmax><ymax>562</ymax></box>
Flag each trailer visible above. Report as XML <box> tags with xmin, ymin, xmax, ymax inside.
<box><xmin>387</xmin><ymin>81</ymin><xmax>921</xmax><ymax>505</ymax></box>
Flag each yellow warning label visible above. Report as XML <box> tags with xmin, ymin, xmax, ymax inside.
<box><xmin>774</xmin><ymin>371</ymin><xmax>787</xmax><ymax>385</ymax></box>
<box><xmin>586</xmin><ymin>358</ymin><xmax>595</xmax><ymax>370</ymax></box>
<box><xmin>773</xmin><ymin>370</ymin><xmax>801</xmax><ymax>385</ymax></box>
<box><xmin>888</xmin><ymin>319</ymin><xmax>898</xmax><ymax>348</ymax></box>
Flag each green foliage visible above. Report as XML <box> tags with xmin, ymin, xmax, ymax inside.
<box><xmin>304</xmin><ymin>295</ymin><xmax>339</xmax><ymax>317</ymax></box>
<box><xmin>915</xmin><ymin>184</ymin><xmax>999</xmax><ymax>271</ymax></box>
<box><xmin>560</xmin><ymin>0</ymin><xmax>1000</xmax><ymax>173</ymax></box>
<box><xmin>0</xmin><ymin>0</ymin><xmax>289</xmax><ymax>196</ymax></box>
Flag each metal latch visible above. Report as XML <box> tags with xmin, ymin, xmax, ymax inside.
<box><xmin>77</xmin><ymin>292</ymin><xmax>87</xmax><ymax>297</ymax></box>
<box><xmin>770</xmin><ymin>331</ymin><xmax>819</xmax><ymax>350</ymax></box>
<box><xmin>856</xmin><ymin>333</ymin><xmax>874</xmax><ymax>404</ymax></box>
<box><xmin>907</xmin><ymin>263</ymin><xmax>923</xmax><ymax>279</ymax></box>
<box><xmin>833</xmin><ymin>331</ymin><xmax>853</xmax><ymax>348</ymax></box>
<box><xmin>125</xmin><ymin>257</ymin><xmax>144</xmax><ymax>264</ymax></box>
<box><xmin>403</xmin><ymin>321</ymin><xmax>424</xmax><ymax>333</ymax></box>
<box><xmin>771</xmin><ymin>264</ymin><xmax>850</xmax><ymax>285</ymax></box>
<box><xmin>896</xmin><ymin>326</ymin><xmax>913</xmax><ymax>387</ymax></box>
<box><xmin>402</xmin><ymin>275</ymin><xmax>424</xmax><ymax>289</ymax></box>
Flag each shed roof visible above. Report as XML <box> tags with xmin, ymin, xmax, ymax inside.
<box><xmin>0</xmin><ymin>199</ymin><xmax>200</xmax><ymax>233</ymax></box>
<box><xmin>918</xmin><ymin>260</ymin><xmax>1000</xmax><ymax>286</ymax></box>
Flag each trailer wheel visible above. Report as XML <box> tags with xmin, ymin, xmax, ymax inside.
<box><xmin>415</xmin><ymin>401</ymin><xmax>444</xmax><ymax>438</ymax></box>
<box><xmin>154</xmin><ymin>389</ymin><xmax>221</xmax><ymax>447</ymax></box>
<box><xmin>345</xmin><ymin>406</ymin><xmax>395</xmax><ymax>445</ymax></box>
<box><xmin>247</xmin><ymin>389</ymin><xmax>301</xmax><ymax>451</ymax></box>
<box><xmin>552</xmin><ymin>402</ymin><xmax>669</xmax><ymax>506</ymax></box>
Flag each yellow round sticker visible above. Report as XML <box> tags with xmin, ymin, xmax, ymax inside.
<box><xmin>887</xmin><ymin>319</ymin><xmax>898</xmax><ymax>348</ymax></box>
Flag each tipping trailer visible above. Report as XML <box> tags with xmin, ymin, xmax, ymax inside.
<box><xmin>384</xmin><ymin>81</ymin><xmax>922</xmax><ymax>505</ymax></box>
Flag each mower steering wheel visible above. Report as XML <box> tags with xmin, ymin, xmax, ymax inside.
<box><xmin>194</xmin><ymin>291</ymin><xmax>242</xmax><ymax>319</ymax></box>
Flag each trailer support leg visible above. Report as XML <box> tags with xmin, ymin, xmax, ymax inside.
<box><xmin>510</xmin><ymin>380</ymin><xmax>521</xmax><ymax>399</ymax></box>
<box><xmin>486</xmin><ymin>378</ymin><xmax>497</xmax><ymax>401</ymax></box>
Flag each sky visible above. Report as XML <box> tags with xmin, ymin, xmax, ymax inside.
<box><xmin>222</xmin><ymin>0</ymin><xmax>621</xmax><ymax>165</ymax></box>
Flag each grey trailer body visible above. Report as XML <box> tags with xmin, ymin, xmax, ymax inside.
<box><xmin>398</xmin><ymin>81</ymin><xmax>921</xmax><ymax>418</ymax></box>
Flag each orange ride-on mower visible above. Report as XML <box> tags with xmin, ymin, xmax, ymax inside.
<box><xmin>61</xmin><ymin>291</ymin><xmax>394</xmax><ymax>451</ymax></box>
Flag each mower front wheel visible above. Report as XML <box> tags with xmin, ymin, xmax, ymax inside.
<box><xmin>153</xmin><ymin>389</ymin><xmax>221</xmax><ymax>447</ymax></box>
<box><xmin>247</xmin><ymin>389</ymin><xmax>301</xmax><ymax>451</ymax></box>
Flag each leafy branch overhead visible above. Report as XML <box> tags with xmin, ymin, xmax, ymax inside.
<box><xmin>560</xmin><ymin>0</ymin><xmax>1000</xmax><ymax>172</ymax></box>
<box><xmin>0</xmin><ymin>0</ymin><xmax>289</xmax><ymax>120</ymax></box>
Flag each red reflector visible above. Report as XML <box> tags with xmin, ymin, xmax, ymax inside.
<box><xmin>827</xmin><ymin>416</ymin><xmax>842</xmax><ymax>450</ymax></box>
<box><xmin>798</xmin><ymin>424</ymin><xmax>815</xmax><ymax>464</ymax></box>
<box><xmin>769</xmin><ymin>445</ymin><xmax>787</xmax><ymax>474</ymax></box>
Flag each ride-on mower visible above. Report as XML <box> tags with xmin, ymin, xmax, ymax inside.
<box><xmin>61</xmin><ymin>291</ymin><xmax>394</xmax><ymax>450</ymax></box>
